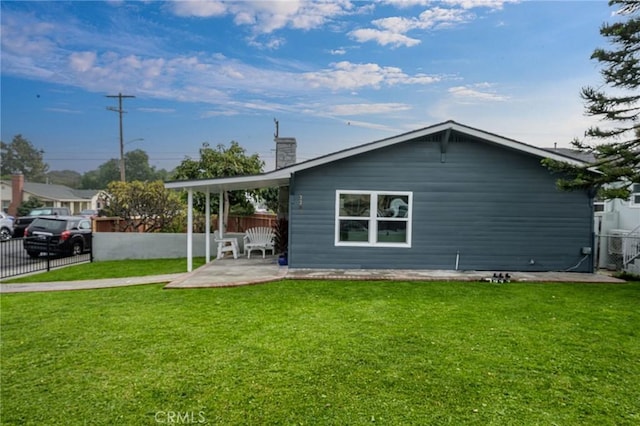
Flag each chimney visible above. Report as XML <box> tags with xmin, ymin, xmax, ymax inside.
<box><xmin>274</xmin><ymin>136</ymin><xmax>296</xmax><ymax>219</ymax></box>
<box><xmin>8</xmin><ymin>173</ymin><xmax>24</xmax><ymax>217</ymax></box>
<box><xmin>275</xmin><ymin>137</ymin><xmax>297</xmax><ymax>169</ymax></box>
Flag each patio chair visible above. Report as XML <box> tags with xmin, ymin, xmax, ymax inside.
<box><xmin>243</xmin><ymin>227</ymin><xmax>275</xmax><ymax>259</ymax></box>
<box><xmin>213</xmin><ymin>231</ymin><xmax>239</xmax><ymax>259</ymax></box>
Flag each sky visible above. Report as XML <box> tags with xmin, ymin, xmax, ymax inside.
<box><xmin>0</xmin><ymin>0</ymin><xmax>616</xmax><ymax>174</ymax></box>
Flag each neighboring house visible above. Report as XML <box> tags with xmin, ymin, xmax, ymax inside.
<box><xmin>0</xmin><ymin>174</ymin><xmax>102</xmax><ymax>216</ymax></box>
<box><xmin>594</xmin><ymin>189</ymin><xmax>640</xmax><ymax>274</ymax></box>
<box><xmin>544</xmin><ymin>147</ymin><xmax>640</xmax><ymax>274</ymax></box>
<box><xmin>167</xmin><ymin>121</ymin><xmax>596</xmax><ymax>273</ymax></box>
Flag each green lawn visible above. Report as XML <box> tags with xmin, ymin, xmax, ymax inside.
<box><xmin>1</xmin><ymin>258</ymin><xmax>207</xmax><ymax>283</ymax></box>
<box><xmin>1</xmin><ymin>280</ymin><xmax>638</xmax><ymax>425</ymax></box>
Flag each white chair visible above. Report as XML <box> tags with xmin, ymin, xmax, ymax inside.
<box><xmin>243</xmin><ymin>227</ymin><xmax>275</xmax><ymax>259</ymax></box>
<box><xmin>213</xmin><ymin>231</ymin><xmax>238</xmax><ymax>259</ymax></box>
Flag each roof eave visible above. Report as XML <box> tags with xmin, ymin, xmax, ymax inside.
<box><xmin>165</xmin><ymin>170</ymin><xmax>291</xmax><ymax>192</ymax></box>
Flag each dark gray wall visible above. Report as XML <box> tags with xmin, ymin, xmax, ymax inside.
<box><xmin>288</xmin><ymin>134</ymin><xmax>593</xmax><ymax>272</ymax></box>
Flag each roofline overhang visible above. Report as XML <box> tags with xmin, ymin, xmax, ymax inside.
<box><xmin>165</xmin><ymin>169</ymin><xmax>291</xmax><ymax>192</ymax></box>
<box><xmin>281</xmin><ymin>121</ymin><xmax>592</xmax><ymax>172</ymax></box>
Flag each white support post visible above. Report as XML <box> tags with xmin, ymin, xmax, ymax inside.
<box><xmin>218</xmin><ymin>192</ymin><xmax>224</xmax><ymax>238</ymax></box>
<box><xmin>187</xmin><ymin>189</ymin><xmax>193</xmax><ymax>272</ymax></box>
<box><xmin>205</xmin><ymin>191</ymin><xmax>211</xmax><ymax>263</ymax></box>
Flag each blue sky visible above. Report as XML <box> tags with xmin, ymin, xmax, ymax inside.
<box><xmin>1</xmin><ymin>0</ymin><xmax>614</xmax><ymax>174</ymax></box>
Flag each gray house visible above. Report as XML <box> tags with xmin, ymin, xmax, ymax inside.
<box><xmin>167</xmin><ymin>121</ymin><xmax>595</xmax><ymax>273</ymax></box>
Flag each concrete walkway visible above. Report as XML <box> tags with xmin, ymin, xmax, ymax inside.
<box><xmin>0</xmin><ymin>256</ymin><xmax>626</xmax><ymax>293</ymax></box>
<box><xmin>0</xmin><ymin>274</ymin><xmax>184</xmax><ymax>293</ymax></box>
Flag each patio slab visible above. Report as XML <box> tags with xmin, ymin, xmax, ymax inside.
<box><xmin>285</xmin><ymin>268</ymin><xmax>625</xmax><ymax>283</ymax></box>
<box><xmin>164</xmin><ymin>256</ymin><xmax>286</xmax><ymax>288</ymax></box>
<box><xmin>165</xmin><ymin>256</ymin><xmax>625</xmax><ymax>289</ymax></box>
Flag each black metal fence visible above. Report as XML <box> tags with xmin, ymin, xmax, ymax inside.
<box><xmin>0</xmin><ymin>236</ymin><xmax>93</xmax><ymax>280</ymax></box>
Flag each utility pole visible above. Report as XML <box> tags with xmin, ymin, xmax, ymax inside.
<box><xmin>106</xmin><ymin>93</ymin><xmax>135</xmax><ymax>182</ymax></box>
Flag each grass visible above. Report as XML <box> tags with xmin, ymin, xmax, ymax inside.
<box><xmin>1</xmin><ymin>258</ymin><xmax>206</xmax><ymax>283</ymax></box>
<box><xmin>1</xmin><ymin>280</ymin><xmax>638</xmax><ymax>425</ymax></box>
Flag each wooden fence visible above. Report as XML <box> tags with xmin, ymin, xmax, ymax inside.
<box><xmin>93</xmin><ymin>213</ymin><xmax>276</xmax><ymax>233</ymax></box>
<box><xmin>223</xmin><ymin>213</ymin><xmax>277</xmax><ymax>232</ymax></box>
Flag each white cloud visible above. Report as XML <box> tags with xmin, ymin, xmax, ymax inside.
<box><xmin>69</xmin><ymin>51</ymin><xmax>97</xmax><ymax>73</ymax></box>
<box><xmin>45</xmin><ymin>107</ymin><xmax>82</xmax><ymax>114</ymax></box>
<box><xmin>330</xmin><ymin>48</ymin><xmax>347</xmax><ymax>55</ymax></box>
<box><xmin>349</xmin><ymin>28</ymin><xmax>421</xmax><ymax>47</ymax></box>
<box><xmin>201</xmin><ymin>109</ymin><xmax>240</xmax><ymax>117</ymax></box>
<box><xmin>418</xmin><ymin>7</ymin><xmax>471</xmax><ymax>28</ymax></box>
<box><xmin>381</xmin><ymin>0</ymin><xmax>433</xmax><ymax>8</ymax></box>
<box><xmin>441</xmin><ymin>0</ymin><xmax>518</xmax><ymax>10</ymax></box>
<box><xmin>448</xmin><ymin>84</ymin><xmax>509</xmax><ymax>102</ymax></box>
<box><xmin>382</xmin><ymin>0</ymin><xmax>518</xmax><ymax>11</ymax></box>
<box><xmin>138</xmin><ymin>107</ymin><xmax>176</xmax><ymax>113</ymax></box>
<box><xmin>248</xmin><ymin>36</ymin><xmax>286</xmax><ymax>50</ymax></box>
<box><xmin>170</xmin><ymin>0</ymin><xmax>227</xmax><ymax>18</ymax></box>
<box><xmin>337</xmin><ymin>119</ymin><xmax>401</xmax><ymax>132</ymax></box>
<box><xmin>350</xmin><ymin>7</ymin><xmax>471</xmax><ymax>47</ymax></box>
<box><xmin>328</xmin><ymin>102</ymin><xmax>412</xmax><ymax>116</ymax></box>
<box><xmin>304</xmin><ymin>61</ymin><xmax>440</xmax><ymax>90</ymax></box>
<box><xmin>169</xmin><ymin>0</ymin><xmax>355</xmax><ymax>34</ymax></box>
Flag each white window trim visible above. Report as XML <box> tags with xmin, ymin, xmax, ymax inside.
<box><xmin>335</xmin><ymin>190</ymin><xmax>412</xmax><ymax>248</ymax></box>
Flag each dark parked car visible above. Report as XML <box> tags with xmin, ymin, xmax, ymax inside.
<box><xmin>23</xmin><ymin>216</ymin><xmax>92</xmax><ymax>258</ymax></box>
<box><xmin>78</xmin><ymin>209</ymin><xmax>99</xmax><ymax>218</ymax></box>
<box><xmin>13</xmin><ymin>207</ymin><xmax>72</xmax><ymax>237</ymax></box>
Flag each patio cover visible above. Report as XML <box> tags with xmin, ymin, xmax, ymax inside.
<box><xmin>164</xmin><ymin>170</ymin><xmax>291</xmax><ymax>271</ymax></box>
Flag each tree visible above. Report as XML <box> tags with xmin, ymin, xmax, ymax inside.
<box><xmin>258</xmin><ymin>187</ymin><xmax>279</xmax><ymax>213</ymax></box>
<box><xmin>46</xmin><ymin>170</ymin><xmax>82</xmax><ymax>188</ymax></box>
<box><xmin>0</xmin><ymin>135</ymin><xmax>49</xmax><ymax>182</ymax></box>
<box><xmin>17</xmin><ymin>197</ymin><xmax>44</xmax><ymax>217</ymax></box>
<box><xmin>80</xmin><ymin>159</ymin><xmax>120</xmax><ymax>189</ymax></box>
<box><xmin>172</xmin><ymin>141</ymin><xmax>264</xmax><ymax>231</ymax></box>
<box><xmin>102</xmin><ymin>180</ymin><xmax>184</xmax><ymax>232</ymax></box>
<box><xmin>125</xmin><ymin>149</ymin><xmax>158</xmax><ymax>182</ymax></box>
<box><xmin>79</xmin><ymin>149</ymin><xmax>166</xmax><ymax>189</ymax></box>
<box><xmin>544</xmin><ymin>1</ymin><xmax>639</xmax><ymax>199</ymax></box>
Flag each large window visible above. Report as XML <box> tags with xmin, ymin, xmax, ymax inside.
<box><xmin>631</xmin><ymin>183</ymin><xmax>640</xmax><ymax>207</ymax></box>
<box><xmin>335</xmin><ymin>190</ymin><xmax>412</xmax><ymax>247</ymax></box>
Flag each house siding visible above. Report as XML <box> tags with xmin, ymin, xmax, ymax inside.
<box><xmin>288</xmin><ymin>134</ymin><xmax>593</xmax><ymax>272</ymax></box>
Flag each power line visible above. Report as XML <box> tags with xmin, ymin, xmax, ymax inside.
<box><xmin>106</xmin><ymin>93</ymin><xmax>135</xmax><ymax>182</ymax></box>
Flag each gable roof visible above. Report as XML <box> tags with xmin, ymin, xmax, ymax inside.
<box><xmin>542</xmin><ymin>147</ymin><xmax>596</xmax><ymax>163</ymax></box>
<box><xmin>23</xmin><ymin>182</ymin><xmax>99</xmax><ymax>201</ymax></box>
<box><xmin>165</xmin><ymin>120</ymin><xmax>593</xmax><ymax>193</ymax></box>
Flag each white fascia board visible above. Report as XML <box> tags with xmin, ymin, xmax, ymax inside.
<box><xmin>282</xmin><ymin>121</ymin><xmax>591</xmax><ymax>175</ymax></box>
<box><xmin>165</xmin><ymin>170</ymin><xmax>291</xmax><ymax>192</ymax></box>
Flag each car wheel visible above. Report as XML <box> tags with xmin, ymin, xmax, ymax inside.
<box><xmin>0</xmin><ymin>227</ymin><xmax>10</xmax><ymax>241</ymax></box>
<box><xmin>71</xmin><ymin>241</ymin><xmax>83</xmax><ymax>256</ymax></box>
<box><xmin>27</xmin><ymin>250</ymin><xmax>40</xmax><ymax>258</ymax></box>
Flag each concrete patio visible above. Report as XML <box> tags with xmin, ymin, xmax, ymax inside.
<box><xmin>164</xmin><ymin>255</ymin><xmax>626</xmax><ymax>289</ymax></box>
